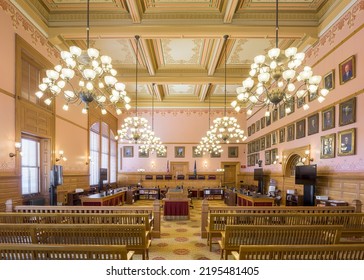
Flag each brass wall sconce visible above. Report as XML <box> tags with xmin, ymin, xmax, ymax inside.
<box><xmin>55</xmin><ymin>150</ymin><xmax>67</xmax><ymax>162</ymax></box>
<box><xmin>9</xmin><ymin>142</ymin><xmax>22</xmax><ymax>157</ymax></box>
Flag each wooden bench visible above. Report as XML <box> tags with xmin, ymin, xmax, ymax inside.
<box><xmin>0</xmin><ymin>223</ymin><xmax>151</xmax><ymax>260</ymax></box>
<box><xmin>13</xmin><ymin>204</ymin><xmax>161</xmax><ymax>238</ymax></box>
<box><xmin>0</xmin><ymin>244</ymin><xmax>134</xmax><ymax>260</ymax></box>
<box><xmin>206</xmin><ymin>212</ymin><xmax>364</xmax><ymax>250</ymax></box>
<box><xmin>218</xmin><ymin>225</ymin><xmax>343</xmax><ymax>260</ymax></box>
<box><xmin>0</xmin><ymin>212</ymin><xmax>153</xmax><ymax>238</ymax></box>
<box><xmin>232</xmin><ymin>244</ymin><xmax>364</xmax><ymax>260</ymax></box>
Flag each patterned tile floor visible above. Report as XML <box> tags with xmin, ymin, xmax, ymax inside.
<box><xmin>132</xmin><ymin>199</ymin><xmax>226</xmax><ymax>260</ymax></box>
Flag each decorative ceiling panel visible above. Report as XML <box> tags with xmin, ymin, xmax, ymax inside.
<box><xmin>15</xmin><ymin>0</ymin><xmax>343</xmax><ymax>109</ymax></box>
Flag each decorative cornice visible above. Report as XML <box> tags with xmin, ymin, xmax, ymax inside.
<box><xmin>306</xmin><ymin>0</ymin><xmax>364</xmax><ymax>59</ymax></box>
<box><xmin>0</xmin><ymin>0</ymin><xmax>59</xmax><ymax>60</ymax></box>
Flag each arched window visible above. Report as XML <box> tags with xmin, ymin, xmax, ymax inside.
<box><xmin>89</xmin><ymin>121</ymin><xmax>117</xmax><ymax>186</ymax></box>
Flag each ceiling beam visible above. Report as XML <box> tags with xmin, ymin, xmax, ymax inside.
<box><xmin>224</xmin><ymin>0</ymin><xmax>239</xmax><ymax>23</ymax></box>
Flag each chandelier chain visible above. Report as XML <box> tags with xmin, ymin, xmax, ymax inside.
<box><xmin>86</xmin><ymin>0</ymin><xmax>90</xmax><ymax>49</ymax></box>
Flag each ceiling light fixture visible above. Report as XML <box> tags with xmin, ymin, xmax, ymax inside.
<box><xmin>230</xmin><ymin>0</ymin><xmax>329</xmax><ymax>116</ymax></box>
<box><xmin>208</xmin><ymin>35</ymin><xmax>247</xmax><ymax>145</ymax></box>
<box><xmin>35</xmin><ymin>0</ymin><xmax>131</xmax><ymax>115</ymax></box>
<box><xmin>139</xmin><ymin>84</ymin><xmax>166</xmax><ymax>155</ymax></box>
<box><xmin>117</xmin><ymin>36</ymin><xmax>154</xmax><ymax>144</ymax></box>
<box><xmin>195</xmin><ymin>91</ymin><xmax>222</xmax><ymax>155</ymax></box>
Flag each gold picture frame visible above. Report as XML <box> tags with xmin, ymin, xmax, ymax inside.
<box><xmin>192</xmin><ymin>146</ymin><xmax>202</xmax><ymax>158</ymax></box>
<box><xmin>323</xmin><ymin>69</ymin><xmax>335</xmax><ymax>90</ymax></box>
<box><xmin>339</xmin><ymin>55</ymin><xmax>355</xmax><ymax>84</ymax></box>
<box><xmin>320</xmin><ymin>133</ymin><xmax>335</xmax><ymax>159</ymax></box>
<box><xmin>339</xmin><ymin>97</ymin><xmax>356</xmax><ymax>126</ymax></box>
<box><xmin>228</xmin><ymin>146</ymin><xmax>238</xmax><ymax>158</ymax></box>
<box><xmin>338</xmin><ymin>128</ymin><xmax>355</xmax><ymax>156</ymax></box>
<box><xmin>175</xmin><ymin>146</ymin><xmax>185</xmax><ymax>158</ymax></box>
<box><xmin>322</xmin><ymin>106</ymin><xmax>335</xmax><ymax>131</ymax></box>
<box><xmin>123</xmin><ymin>146</ymin><xmax>133</xmax><ymax>158</ymax></box>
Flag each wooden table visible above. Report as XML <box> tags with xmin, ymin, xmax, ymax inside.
<box><xmin>81</xmin><ymin>190</ymin><xmax>125</xmax><ymax>206</ymax></box>
<box><xmin>237</xmin><ymin>193</ymin><xmax>274</xmax><ymax>206</ymax></box>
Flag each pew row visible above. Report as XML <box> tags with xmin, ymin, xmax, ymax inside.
<box><xmin>0</xmin><ymin>212</ymin><xmax>153</xmax><ymax>239</ymax></box>
<box><xmin>232</xmin><ymin>244</ymin><xmax>364</xmax><ymax>260</ymax></box>
<box><xmin>218</xmin><ymin>225</ymin><xmax>343</xmax><ymax>260</ymax></box>
<box><xmin>0</xmin><ymin>223</ymin><xmax>150</xmax><ymax>260</ymax></box>
<box><xmin>200</xmin><ymin>202</ymin><xmax>356</xmax><ymax>239</ymax></box>
<box><xmin>0</xmin><ymin>244</ymin><xmax>134</xmax><ymax>260</ymax></box>
<box><xmin>206</xmin><ymin>212</ymin><xmax>364</xmax><ymax>250</ymax></box>
<box><xmin>13</xmin><ymin>204</ymin><xmax>161</xmax><ymax>238</ymax></box>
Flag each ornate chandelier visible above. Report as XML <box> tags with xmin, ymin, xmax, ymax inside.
<box><xmin>139</xmin><ymin>87</ymin><xmax>166</xmax><ymax>155</ymax></box>
<box><xmin>117</xmin><ymin>36</ymin><xmax>155</xmax><ymax>144</ymax></box>
<box><xmin>208</xmin><ymin>35</ymin><xmax>247</xmax><ymax>145</ymax></box>
<box><xmin>231</xmin><ymin>0</ymin><xmax>329</xmax><ymax>116</ymax></box>
<box><xmin>195</xmin><ymin>94</ymin><xmax>222</xmax><ymax>155</ymax></box>
<box><xmin>35</xmin><ymin>0</ymin><xmax>131</xmax><ymax>115</ymax></box>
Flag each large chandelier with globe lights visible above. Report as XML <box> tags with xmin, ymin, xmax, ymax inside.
<box><xmin>117</xmin><ymin>35</ymin><xmax>156</xmax><ymax>144</ymax></box>
<box><xmin>230</xmin><ymin>0</ymin><xmax>329</xmax><ymax>116</ymax></box>
<box><xmin>195</xmin><ymin>93</ymin><xmax>222</xmax><ymax>155</ymax></box>
<box><xmin>35</xmin><ymin>0</ymin><xmax>131</xmax><ymax>115</ymax></box>
<box><xmin>139</xmin><ymin>86</ymin><xmax>166</xmax><ymax>156</ymax></box>
<box><xmin>208</xmin><ymin>35</ymin><xmax>247</xmax><ymax>145</ymax></box>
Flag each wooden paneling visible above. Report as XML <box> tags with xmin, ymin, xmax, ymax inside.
<box><xmin>239</xmin><ymin>171</ymin><xmax>364</xmax><ymax>207</ymax></box>
<box><xmin>0</xmin><ymin>174</ymin><xmax>22</xmax><ymax>212</ymax></box>
<box><xmin>57</xmin><ymin>174</ymin><xmax>90</xmax><ymax>194</ymax></box>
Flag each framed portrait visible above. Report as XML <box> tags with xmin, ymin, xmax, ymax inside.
<box><xmin>157</xmin><ymin>146</ymin><xmax>167</xmax><ymax>158</ymax></box>
<box><xmin>266</xmin><ymin>134</ymin><xmax>271</xmax><ymax>149</ymax></box>
<box><xmin>279</xmin><ymin>103</ymin><xmax>285</xmax><ymax>119</ymax></box>
<box><xmin>260</xmin><ymin>117</ymin><xmax>266</xmax><ymax>129</ymax></box>
<box><xmin>297</xmin><ymin>96</ymin><xmax>306</xmax><ymax>109</ymax></box>
<box><xmin>248</xmin><ymin>143</ymin><xmax>252</xmax><ymax>154</ymax></box>
<box><xmin>260</xmin><ymin>137</ymin><xmax>266</xmax><ymax>151</ymax></box>
<box><xmin>265</xmin><ymin>150</ymin><xmax>271</xmax><ymax>165</ymax></box>
<box><xmin>287</xmin><ymin>124</ymin><xmax>295</xmax><ymax>142</ymax></box>
<box><xmin>248</xmin><ymin>126</ymin><xmax>252</xmax><ymax>136</ymax></box>
<box><xmin>175</xmin><ymin>146</ymin><xmax>185</xmax><ymax>158</ymax></box>
<box><xmin>339</xmin><ymin>97</ymin><xmax>356</xmax><ymax>126</ymax></box>
<box><xmin>271</xmin><ymin>130</ymin><xmax>277</xmax><ymax>145</ymax></box>
<box><xmin>271</xmin><ymin>148</ymin><xmax>278</xmax><ymax>164</ymax></box>
<box><xmin>320</xmin><ymin>133</ymin><xmax>335</xmax><ymax>159</ymax></box>
<box><xmin>296</xmin><ymin>120</ymin><xmax>305</xmax><ymax>139</ymax></box>
<box><xmin>256</xmin><ymin>120</ymin><xmax>260</xmax><ymax>132</ymax></box>
<box><xmin>286</xmin><ymin>97</ymin><xmax>295</xmax><ymax>115</ymax></box>
<box><xmin>279</xmin><ymin>128</ymin><xmax>285</xmax><ymax>143</ymax></box>
<box><xmin>192</xmin><ymin>146</ymin><xmax>202</xmax><ymax>158</ymax></box>
<box><xmin>123</xmin><ymin>146</ymin><xmax>133</xmax><ymax>158</ymax></box>
<box><xmin>138</xmin><ymin>148</ymin><xmax>149</xmax><ymax>158</ymax></box>
<box><xmin>323</xmin><ymin>69</ymin><xmax>335</xmax><ymax>90</ymax></box>
<box><xmin>228</xmin><ymin>146</ymin><xmax>238</xmax><ymax>158</ymax></box>
<box><xmin>307</xmin><ymin>113</ymin><xmax>319</xmax><ymax>136</ymax></box>
<box><xmin>272</xmin><ymin>109</ymin><xmax>278</xmax><ymax>122</ymax></box>
<box><xmin>339</xmin><ymin>55</ymin><xmax>355</xmax><ymax>84</ymax></box>
<box><xmin>309</xmin><ymin>90</ymin><xmax>317</xmax><ymax>102</ymax></box>
<box><xmin>255</xmin><ymin>140</ymin><xmax>260</xmax><ymax>152</ymax></box>
<box><xmin>338</xmin><ymin>128</ymin><xmax>355</xmax><ymax>156</ymax></box>
<box><xmin>211</xmin><ymin>151</ymin><xmax>221</xmax><ymax>158</ymax></box>
<box><xmin>251</xmin><ymin>123</ymin><xmax>256</xmax><ymax>134</ymax></box>
<box><xmin>322</xmin><ymin>106</ymin><xmax>335</xmax><ymax>131</ymax></box>
<box><xmin>266</xmin><ymin>114</ymin><xmax>271</xmax><ymax>126</ymax></box>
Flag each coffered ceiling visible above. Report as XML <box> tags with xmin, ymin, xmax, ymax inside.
<box><xmin>13</xmin><ymin>0</ymin><xmax>347</xmax><ymax>109</ymax></box>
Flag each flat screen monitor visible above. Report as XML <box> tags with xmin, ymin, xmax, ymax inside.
<box><xmin>52</xmin><ymin>165</ymin><xmax>63</xmax><ymax>186</ymax></box>
<box><xmin>253</xmin><ymin>168</ymin><xmax>263</xmax><ymax>181</ymax></box>
<box><xmin>99</xmin><ymin>168</ymin><xmax>108</xmax><ymax>181</ymax></box>
<box><xmin>295</xmin><ymin>164</ymin><xmax>317</xmax><ymax>185</ymax></box>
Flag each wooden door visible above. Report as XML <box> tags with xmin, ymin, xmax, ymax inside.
<box><xmin>223</xmin><ymin>165</ymin><xmax>236</xmax><ymax>188</ymax></box>
<box><xmin>170</xmin><ymin>162</ymin><xmax>189</xmax><ymax>178</ymax></box>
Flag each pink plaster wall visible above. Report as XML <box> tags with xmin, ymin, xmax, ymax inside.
<box><xmin>246</xmin><ymin>1</ymin><xmax>364</xmax><ymax>173</ymax></box>
<box><xmin>118</xmin><ymin>108</ymin><xmax>247</xmax><ymax>172</ymax></box>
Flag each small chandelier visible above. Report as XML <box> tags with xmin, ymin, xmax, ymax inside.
<box><xmin>118</xmin><ymin>36</ymin><xmax>155</xmax><ymax>144</ymax></box>
<box><xmin>139</xmin><ymin>85</ymin><xmax>166</xmax><ymax>155</ymax></box>
<box><xmin>195</xmin><ymin>93</ymin><xmax>222</xmax><ymax>155</ymax></box>
<box><xmin>208</xmin><ymin>35</ymin><xmax>247</xmax><ymax>145</ymax></box>
<box><xmin>231</xmin><ymin>0</ymin><xmax>329</xmax><ymax>116</ymax></box>
<box><xmin>35</xmin><ymin>0</ymin><xmax>131</xmax><ymax>115</ymax></box>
